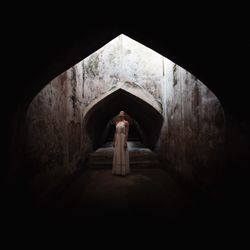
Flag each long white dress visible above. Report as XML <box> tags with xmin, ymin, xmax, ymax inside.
<box><xmin>112</xmin><ymin>121</ymin><xmax>130</xmax><ymax>176</ymax></box>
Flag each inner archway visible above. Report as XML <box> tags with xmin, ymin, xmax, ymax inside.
<box><xmin>83</xmin><ymin>88</ymin><xmax>164</xmax><ymax>151</ymax></box>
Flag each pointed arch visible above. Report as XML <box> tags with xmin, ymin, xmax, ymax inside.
<box><xmin>82</xmin><ymin>87</ymin><xmax>163</xmax><ymax>150</ymax></box>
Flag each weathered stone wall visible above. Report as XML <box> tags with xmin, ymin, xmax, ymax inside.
<box><xmin>158</xmin><ymin>58</ymin><xmax>225</xmax><ymax>187</ymax></box>
<box><xmin>25</xmin><ymin>34</ymin><xmax>225</xmax><ymax>203</ymax></box>
<box><xmin>82</xmin><ymin>35</ymin><xmax>163</xmax><ymax>110</ymax></box>
<box><xmin>25</xmin><ymin>68</ymin><xmax>92</xmax><ymax>205</ymax></box>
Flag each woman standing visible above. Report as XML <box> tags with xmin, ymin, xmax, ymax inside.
<box><xmin>112</xmin><ymin>111</ymin><xmax>130</xmax><ymax>176</ymax></box>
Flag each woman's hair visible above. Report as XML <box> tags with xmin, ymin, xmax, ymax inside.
<box><xmin>119</xmin><ymin>110</ymin><xmax>125</xmax><ymax>116</ymax></box>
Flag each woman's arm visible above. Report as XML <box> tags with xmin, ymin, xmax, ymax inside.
<box><xmin>113</xmin><ymin>122</ymin><xmax>117</xmax><ymax>147</ymax></box>
<box><xmin>125</xmin><ymin>121</ymin><xmax>129</xmax><ymax>142</ymax></box>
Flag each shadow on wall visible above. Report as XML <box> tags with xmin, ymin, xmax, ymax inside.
<box><xmin>158</xmin><ymin>70</ymin><xmax>226</xmax><ymax>195</ymax></box>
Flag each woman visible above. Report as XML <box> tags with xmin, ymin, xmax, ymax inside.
<box><xmin>112</xmin><ymin>111</ymin><xmax>130</xmax><ymax>176</ymax></box>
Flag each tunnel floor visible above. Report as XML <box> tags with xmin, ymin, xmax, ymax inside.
<box><xmin>2</xmin><ymin>167</ymin><xmax>248</xmax><ymax>242</ymax></box>
<box><xmin>47</xmin><ymin>167</ymin><xmax>222</xmax><ymax>229</ymax></box>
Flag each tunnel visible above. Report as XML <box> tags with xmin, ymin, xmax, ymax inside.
<box><xmin>7</xmin><ymin>34</ymin><xmax>227</xmax><ymax>230</ymax></box>
<box><xmin>4</xmin><ymin>15</ymin><xmax>250</xmax><ymax>238</ymax></box>
<box><xmin>83</xmin><ymin>88</ymin><xmax>163</xmax><ymax>151</ymax></box>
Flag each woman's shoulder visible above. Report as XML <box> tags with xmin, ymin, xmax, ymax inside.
<box><xmin>115</xmin><ymin>120</ymin><xmax>129</xmax><ymax>125</ymax></box>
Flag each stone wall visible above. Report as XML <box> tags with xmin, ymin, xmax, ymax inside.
<box><xmin>158</xmin><ymin>58</ymin><xmax>225</xmax><ymax>188</ymax></box>
<box><xmin>25</xmin><ymin>69</ymin><xmax>91</xmax><ymax>205</ymax></box>
<box><xmin>81</xmin><ymin>35</ymin><xmax>163</xmax><ymax>110</ymax></box>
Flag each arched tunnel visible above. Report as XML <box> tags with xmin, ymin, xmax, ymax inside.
<box><xmin>19</xmin><ymin>34</ymin><xmax>226</xmax><ymax>228</ymax></box>
<box><xmin>3</xmin><ymin>26</ymin><xmax>249</xmax><ymax>237</ymax></box>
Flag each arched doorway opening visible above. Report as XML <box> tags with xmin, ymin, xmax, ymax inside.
<box><xmin>82</xmin><ymin>88</ymin><xmax>163</xmax><ymax>152</ymax></box>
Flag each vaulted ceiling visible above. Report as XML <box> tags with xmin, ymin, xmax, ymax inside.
<box><xmin>6</xmin><ymin>9</ymin><xmax>247</xmax><ymax>123</ymax></box>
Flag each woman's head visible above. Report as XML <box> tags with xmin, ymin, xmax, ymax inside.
<box><xmin>118</xmin><ymin>110</ymin><xmax>125</xmax><ymax>120</ymax></box>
